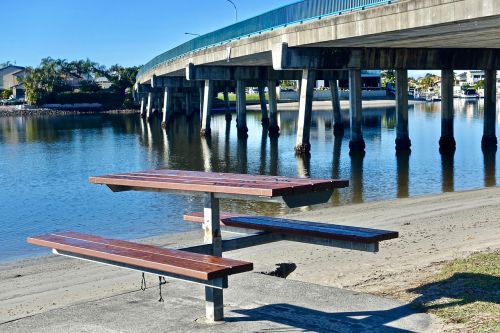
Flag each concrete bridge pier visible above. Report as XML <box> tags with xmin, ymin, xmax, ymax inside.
<box><xmin>185</xmin><ymin>92</ymin><xmax>194</xmax><ymax>118</ymax></box>
<box><xmin>140</xmin><ymin>96</ymin><xmax>146</xmax><ymax>118</ymax></box>
<box><xmin>162</xmin><ymin>87</ymin><xmax>173</xmax><ymax>128</ymax></box>
<box><xmin>395</xmin><ymin>69</ymin><xmax>411</xmax><ymax>150</ymax></box>
<box><xmin>295</xmin><ymin>69</ymin><xmax>316</xmax><ymax>155</ymax></box>
<box><xmin>439</xmin><ymin>69</ymin><xmax>456</xmax><ymax>153</ymax></box>
<box><xmin>223</xmin><ymin>86</ymin><xmax>232</xmax><ymax>121</ymax></box>
<box><xmin>258</xmin><ymin>83</ymin><xmax>269</xmax><ymax>125</ymax></box>
<box><xmin>329</xmin><ymin>79</ymin><xmax>344</xmax><ymax>137</ymax></box>
<box><xmin>236</xmin><ymin>80</ymin><xmax>248</xmax><ymax>137</ymax></box>
<box><xmin>267</xmin><ymin>80</ymin><xmax>280</xmax><ymax>137</ymax></box>
<box><xmin>146</xmin><ymin>92</ymin><xmax>153</xmax><ymax>120</ymax></box>
<box><xmin>348</xmin><ymin>69</ymin><xmax>365</xmax><ymax>152</ymax></box>
<box><xmin>199</xmin><ymin>86</ymin><xmax>204</xmax><ymax>117</ymax></box>
<box><xmin>482</xmin><ymin>69</ymin><xmax>497</xmax><ymax>149</ymax></box>
<box><xmin>201</xmin><ymin>80</ymin><xmax>214</xmax><ymax>136</ymax></box>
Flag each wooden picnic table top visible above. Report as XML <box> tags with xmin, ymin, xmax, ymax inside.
<box><xmin>89</xmin><ymin>169</ymin><xmax>349</xmax><ymax>198</ymax></box>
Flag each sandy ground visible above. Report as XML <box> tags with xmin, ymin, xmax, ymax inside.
<box><xmin>1</xmin><ymin>186</ymin><xmax>499</xmax><ymax>326</ymax></box>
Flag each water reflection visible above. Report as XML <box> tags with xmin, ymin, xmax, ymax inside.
<box><xmin>441</xmin><ymin>152</ymin><xmax>455</xmax><ymax>192</ymax></box>
<box><xmin>1</xmin><ymin>99</ymin><xmax>499</xmax><ymax>261</ymax></box>
<box><xmin>396</xmin><ymin>150</ymin><xmax>410</xmax><ymax>198</ymax></box>
<box><xmin>483</xmin><ymin>147</ymin><xmax>497</xmax><ymax>187</ymax></box>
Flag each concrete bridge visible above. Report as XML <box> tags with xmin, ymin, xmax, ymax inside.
<box><xmin>135</xmin><ymin>0</ymin><xmax>500</xmax><ymax>154</ymax></box>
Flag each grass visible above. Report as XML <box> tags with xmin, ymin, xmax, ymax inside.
<box><xmin>216</xmin><ymin>92</ymin><xmax>267</xmax><ymax>104</ymax></box>
<box><xmin>407</xmin><ymin>251</ymin><xmax>500</xmax><ymax>332</ymax></box>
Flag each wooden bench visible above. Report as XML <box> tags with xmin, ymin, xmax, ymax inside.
<box><xmin>28</xmin><ymin>232</ymin><xmax>253</xmax><ymax>289</ymax></box>
<box><xmin>184</xmin><ymin>213</ymin><xmax>398</xmax><ymax>252</ymax></box>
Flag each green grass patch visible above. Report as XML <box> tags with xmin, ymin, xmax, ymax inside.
<box><xmin>216</xmin><ymin>92</ymin><xmax>267</xmax><ymax>104</ymax></box>
<box><xmin>409</xmin><ymin>251</ymin><xmax>500</xmax><ymax>332</ymax></box>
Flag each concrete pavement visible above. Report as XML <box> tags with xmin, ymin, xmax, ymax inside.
<box><xmin>1</xmin><ymin>272</ymin><xmax>438</xmax><ymax>333</ymax></box>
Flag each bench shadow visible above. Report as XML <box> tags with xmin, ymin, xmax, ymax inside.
<box><xmin>226</xmin><ymin>272</ymin><xmax>499</xmax><ymax>332</ymax></box>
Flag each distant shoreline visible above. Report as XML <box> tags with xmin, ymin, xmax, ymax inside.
<box><xmin>0</xmin><ymin>106</ymin><xmax>140</xmax><ymax>117</ymax></box>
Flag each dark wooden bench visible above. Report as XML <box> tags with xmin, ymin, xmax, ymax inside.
<box><xmin>28</xmin><ymin>232</ymin><xmax>253</xmax><ymax>289</ymax></box>
<box><xmin>184</xmin><ymin>212</ymin><xmax>398</xmax><ymax>252</ymax></box>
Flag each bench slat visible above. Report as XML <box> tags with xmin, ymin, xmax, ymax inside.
<box><xmin>183</xmin><ymin>213</ymin><xmax>398</xmax><ymax>243</ymax></box>
<box><xmin>28</xmin><ymin>233</ymin><xmax>253</xmax><ymax>280</ymax></box>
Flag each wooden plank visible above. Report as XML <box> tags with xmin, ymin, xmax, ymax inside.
<box><xmin>183</xmin><ymin>213</ymin><xmax>398</xmax><ymax>243</ymax></box>
<box><xmin>224</xmin><ymin>216</ymin><xmax>399</xmax><ymax>243</ymax></box>
<box><xmin>89</xmin><ymin>170</ymin><xmax>349</xmax><ymax>198</ymax></box>
<box><xmin>28</xmin><ymin>233</ymin><xmax>253</xmax><ymax>280</ymax></box>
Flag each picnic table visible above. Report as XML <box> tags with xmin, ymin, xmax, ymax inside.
<box><xmin>29</xmin><ymin>169</ymin><xmax>398</xmax><ymax>322</ymax></box>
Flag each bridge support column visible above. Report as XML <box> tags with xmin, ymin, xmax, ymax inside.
<box><xmin>268</xmin><ymin>80</ymin><xmax>280</xmax><ymax>136</ymax></box>
<box><xmin>146</xmin><ymin>92</ymin><xmax>153</xmax><ymax>120</ymax></box>
<box><xmin>482</xmin><ymin>69</ymin><xmax>497</xmax><ymax>149</ymax></box>
<box><xmin>199</xmin><ymin>86</ymin><xmax>204</xmax><ymax>115</ymax></box>
<box><xmin>236</xmin><ymin>80</ymin><xmax>248</xmax><ymax>137</ymax></box>
<box><xmin>295</xmin><ymin>69</ymin><xmax>316</xmax><ymax>155</ymax></box>
<box><xmin>258</xmin><ymin>84</ymin><xmax>269</xmax><ymax>125</ymax></box>
<box><xmin>439</xmin><ymin>69</ymin><xmax>456</xmax><ymax>153</ymax></box>
<box><xmin>349</xmin><ymin>69</ymin><xmax>365</xmax><ymax>152</ymax></box>
<box><xmin>201</xmin><ymin>80</ymin><xmax>214</xmax><ymax>136</ymax></box>
<box><xmin>395</xmin><ymin>69</ymin><xmax>411</xmax><ymax>150</ymax></box>
<box><xmin>223</xmin><ymin>86</ymin><xmax>231</xmax><ymax>121</ymax></box>
<box><xmin>329</xmin><ymin>80</ymin><xmax>344</xmax><ymax>137</ymax></box>
<box><xmin>140</xmin><ymin>96</ymin><xmax>146</xmax><ymax>118</ymax></box>
<box><xmin>185</xmin><ymin>92</ymin><xmax>193</xmax><ymax>117</ymax></box>
<box><xmin>162</xmin><ymin>87</ymin><xmax>173</xmax><ymax>128</ymax></box>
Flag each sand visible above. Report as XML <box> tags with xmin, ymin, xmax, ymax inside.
<box><xmin>1</xmin><ymin>186</ymin><xmax>499</xmax><ymax>325</ymax></box>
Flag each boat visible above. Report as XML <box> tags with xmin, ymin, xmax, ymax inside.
<box><xmin>460</xmin><ymin>88</ymin><xmax>480</xmax><ymax>99</ymax></box>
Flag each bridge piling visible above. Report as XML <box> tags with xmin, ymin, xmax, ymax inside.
<box><xmin>295</xmin><ymin>69</ymin><xmax>316</xmax><ymax>155</ymax></box>
<box><xmin>223</xmin><ymin>87</ymin><xmax>232</xmax><ymax>121</ymax></box>
<box><xmin>199</xmin><ymin>86</ymin><xmax>204</xmax><ymax>118</ymax></box>
<box><xmin>236</xmin><ymin>80</ymin><xmax>248</xmax><ymax>137</ymax></box>
<box><xmin>439</xmin><ymin>69</ymin><xmax>456</xmax><ymax>153</ymax></box>
<box><xmin>258</xmin><ymin>84</ymin><xmax>269</xmax><ymax>125</ymax></box>
<box><xmin>482</xmin><ymin>69</ymin><xmax>497</xmax><ymax>149</ymax></box>
<box><xmin>162</xmin><ymin>87</ymin><xmax>173</xmax><ymax>128</ymax></box>
<box><xmin>348</xmin><ymin>69</ymin><xmax>365</xmax><ymax>152</ymax></box>
<box><xmin>140</xmin><ymin>96</ymin><xmax>146</xmax><ymax>118</ymax></box>
<box><xmin>185</xmin><ymin>92</ymin><xmax>193</xmax><ymax>118</ymax></box>
<box><xmin>395</xmin><ymin>69</ymin><xmax>411</xmax><ymax>151</ymax></box>
<box><xmin>146</xmin><ymin>92</ymin><xmax>153</xmax><ymax>121</ymax></box>
<box><xmin>267</xmin><ymin>80</ymin><xmax>280</xmax><ymax>136</ymax></box>
<box><xmin>201</xmin><ymin>80</ymin><xmax>214</xmax><ymax>136</ymax></box>
<box><xmin>329</xmin><ymin>79</ymin><xmax>344</xmax><ymax>137</ymax></box>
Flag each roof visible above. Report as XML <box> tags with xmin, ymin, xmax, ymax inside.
<box><xmin>0</xmin><ymin>65</ymin><xmax>25</xmax><ymax>72</ymax></box>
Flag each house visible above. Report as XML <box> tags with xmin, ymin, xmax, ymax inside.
<box><xmin>0</xmin><ymin>65</ymin><xmax>26</xmax><ymax>99</ymax></box>
<box><xmin>94</xmin><ymin>76</ymin><xmax>112</xmax><ymax>89</ymax></box>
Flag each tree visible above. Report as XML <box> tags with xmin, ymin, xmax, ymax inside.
<box><xmin>1</xmin><ymin>89</ymin><xmax>11</xmax><ymax>99</ymax></box>
<box><xmin>381</xmin><ymin>70</ymin><xmax>396</xmax><ymax>88</ymax></box>
<box><xmin>0</xmin><ymin>61</ymin><xmax>13</xmax><ymax>68</ymax></box>
<box><xmin>474</xmin><ymin>79</ymin><xmax>485</xmax><ymax>90</ymax></box>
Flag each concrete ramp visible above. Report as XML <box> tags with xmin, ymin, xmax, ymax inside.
<box><xmin>1</xmin><ymin>273</ymin><xmax>438</xmax><ymax>332</ymax></box>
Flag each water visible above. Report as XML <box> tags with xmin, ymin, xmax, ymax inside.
<box><xmin>0</xmin><ymin>99</ymin><xmax>498</xmax><ymax>262</ymax></box>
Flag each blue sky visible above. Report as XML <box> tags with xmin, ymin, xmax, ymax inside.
<box><xmin>3</xmin><ymin>0</ymin><xmax>438</xmax><ymax>77</ymax></box>
<box><xmin>3</xmin><ymin>0</ymin><xmax>291</xmax><ymax>68</ymax></box>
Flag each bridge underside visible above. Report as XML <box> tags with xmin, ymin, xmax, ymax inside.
<box><xmin>136</xmin><ymin>0</ymin><xmax>500</xmax><ymax>156</ymax></box>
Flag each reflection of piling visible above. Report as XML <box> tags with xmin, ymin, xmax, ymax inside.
<box><xmin>483</xmin><ymin>146</ymin><xmax>497</xmax><ymax>187</ymax></box>
<box><xmin>236</xmin><ymin>136</ymin><xmax>248</xmax><ymax>174</ymax></box>
<box><xmin>296</xmin><ymin>154</ymin><xmax>311</xmax><ymax>178</ymax></box>
<box><xmin>331</xmin><ymin>135</ymin><xmax>343</xmax><ymax>205</ymax></box>
<box><xmin>269</xmin><ymin>136</ymin><xmax>279</xmax><ymax>176</ymax></box>
<box><xmin>350</xmin><ymin>151</ymin><xmax>365</xmax><ymax>203</ymax></box>
<box><xmin>441</xmin><ymin>151</ymin><xmax>455</xmax><ymax>192</ymax></box>
<box><xmin>396</xmin><ymin>150</ymin><xmax>410</xmax><ymax>198</ymax></box>
<box><xmin>259</xmin><ymin>124</ymin><xmax>268</xmax><ymax>174</ymax></box>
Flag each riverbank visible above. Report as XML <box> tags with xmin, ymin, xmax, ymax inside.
<box><xmin>1</xmin><ymin>186</ymin><xmax>499</xmax><ymax>329</ymax></box>
<box><xmin>0</xmin><ymin>105</ymin><xmax>139</xmax><ymax>117</ymax></box>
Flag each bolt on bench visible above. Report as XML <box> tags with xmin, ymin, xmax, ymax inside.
<box><xmin>28</xmin><ymin>169</ymin><xmax>396</xmax><ymax>322</ymax></box>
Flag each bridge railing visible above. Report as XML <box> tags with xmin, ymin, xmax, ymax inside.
<box><xmin>137</xmin><ymin>0</ymin><xmax>393</xmax><ymax>80</ymax></box>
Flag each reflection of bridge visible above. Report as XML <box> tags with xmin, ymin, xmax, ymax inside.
<box><xmin>135</xmin><ymin>0</ymin><xmax>500</xmax><ymax>154</ymax></box>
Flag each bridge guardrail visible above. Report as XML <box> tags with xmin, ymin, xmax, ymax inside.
<box><xmin>137</xmin><ymin>0</ymin><xmax>393</xmax><ymax>81</ymax></box>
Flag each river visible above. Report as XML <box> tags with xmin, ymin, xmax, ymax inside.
<box><xmin>0</xmin><ymin>99</ymin><xmax>498</xmax><ymax>262</ymax></box>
